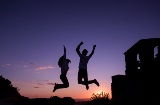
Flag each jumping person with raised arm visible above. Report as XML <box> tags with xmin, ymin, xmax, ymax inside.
<box><xmin>76</xmin><ymin>41</ymin><xmax>99</xmax><ymax>90</ymax></box>
<box><xmin>53</xmin><ymin>45</ymin><xmax>71</xmax><ymax>92</ymax></box>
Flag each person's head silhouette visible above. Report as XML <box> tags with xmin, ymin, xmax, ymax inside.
<box><xmin>82</xmin><ymin>49</ymin><xmax>88</xmax><ymax>56</ymax></box>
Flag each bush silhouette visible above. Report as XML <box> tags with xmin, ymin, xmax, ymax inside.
<box><xmin>87</xmin><ymin>91</ymin><xmax>112</xmax><ymax>105</ymax></box>
<box><xmin>0</xmin><ymin>75</ymin><xmax>21</xmax><ymax>99</ymax></box>
<box><xmin>50</xmin><ymin>96</ymin><xmax>75</xmax><ymax>105</ymax></box>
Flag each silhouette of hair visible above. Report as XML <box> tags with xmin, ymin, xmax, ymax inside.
<box><xmin>58</xmin><ymin>56</ymin><xmax>71</xmax><ymax>67</ymax></box>
<box><xmin>66</xmin><ymin>59</ymin><xmax>71</xmax><ymax>63</ymax></box>
<box><xmin>82</xmin><ymin>49</ymin><xmax>88</xmax><ymax>55</ymax></box>
<box><xmin>58</xmin><ymin>56</ymin><xmax>63</xmax><ymax>67</ymax></box>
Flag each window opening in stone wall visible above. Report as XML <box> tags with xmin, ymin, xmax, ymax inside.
<box><xmin>154</xmin><ymin>46</ymin><xmax>158</xmax><ymax>60</ymax></box>
<box><xmin>137</xmin><ymin>53</ymin><xmax>140</xmax><ymax>70</ymax></box>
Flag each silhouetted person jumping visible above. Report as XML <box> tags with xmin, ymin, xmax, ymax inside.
<box><xmin>53</xmin><ymin>45</ymin><xmax>71</xmax><ymax>92</ymax></box>
<box><xmin>76</xmin><ymin>41</ymin><xmax>99</xmax><ymax>90</ymax></box>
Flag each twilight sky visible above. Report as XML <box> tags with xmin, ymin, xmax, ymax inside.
<box><xmin>0</xmin><ymin>0</ymin><xmax>160</xmax><ymax>99</ymax></box>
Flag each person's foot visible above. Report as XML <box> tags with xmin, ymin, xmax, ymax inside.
<box><xmin>94</xmin><ymin>79</ymin><xmax>99</xmax><ymax>87</ymax></box>
<box><xmin>53</xmin><ymin>83</ymin><xmax>57</xmax><ymax>92</ymax></box>
<box><xmin>86</xmin><ymin>85</ymin><xmax>89</xmax><ymax>90</ymax></box>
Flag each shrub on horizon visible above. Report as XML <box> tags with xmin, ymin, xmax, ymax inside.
<box><xmin>0</xmin><ymin>75</ymin><xmax>21</xmax><ymax>99</ymax></box>
<box><xmin>88</xmin><ymin>91</ymin><xmax>111</xmax><ymax>105</ymax></box>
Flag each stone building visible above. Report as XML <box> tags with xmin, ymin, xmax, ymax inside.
<box><xmin>111</xmin><ymin>38</ymin><xmax>160</xmax><ymax>105</ymax></box>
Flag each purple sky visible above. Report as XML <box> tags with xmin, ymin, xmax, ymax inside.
<box><xmin>0</xmin><ymin>0</ymin><xmax>160</xmax><ymax>99</ymax></box>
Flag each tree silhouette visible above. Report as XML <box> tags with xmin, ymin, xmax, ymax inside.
<box><xmin>0</xmin><ymin>75</ymin><xmax>20</xmax><ymax>99</ymax></box>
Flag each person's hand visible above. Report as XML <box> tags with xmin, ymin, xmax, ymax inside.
<box><xmin>80</xmin><ymin>41</ymin><xmax>83</xmax><ymax>45</ymax></box>
<box><xmin>63</xmin><ymin>45</ymin><xmax>66</xmax><ymax>51</ymax></box>
<box><xmin>93</xmin><ymin>45</ymin><xmax>96</xmax><ymax>48</ymax></box>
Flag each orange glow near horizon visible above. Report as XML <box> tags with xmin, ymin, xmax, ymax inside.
<box><xmin>12</xmin><ymin>78</ymin><xmax>112</xmax><ymax>99</ymax></box>
<box><xmin>85</xmin><ymin>86</ymin><xmax>112</xmax><ymax>99</ymax></box>
<box><xmin>19</xmin><ymin>85</ymin><xmax>112</xmax><ymax>99</ymax></box>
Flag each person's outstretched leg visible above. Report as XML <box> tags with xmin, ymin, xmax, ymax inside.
<box><xmin>86</xmin><ymin>79</ymin><xmax>99</xmax><ymax>86</ymax></box>
<box><xmin>53</xmin><ymin>83</ymin><xmax>58</xmax><ymax>92</ymax></box>
<box><xmin>94</xmin><ymin>79</ymin><xmax>99</xmax><ymax>87</ymax></box>
<box><xmin>53</xmin><ymin>73</ymin><xmax>69</xmax><ymax>92</ymax></box>
<box><xmin>83</xmin><ymin>76</ymin><xmax>89</xmax><ymax>90</ymax></box>
<box><xmin>78</xmin><ymin>69</ymin><xmax>89</xmax><ymax>90</ymax></box>
<box><xmin>78</xmin><ymin>69</ymin><xmax>85</xmax><ymax>85</ymax></box>
<box><xmin>60</xmin><ymin>73</ymin><xmax>69</xmax><ymax>88</ymax></box>
<box><xmin>83</xmin><ymin>70</ymin><xmax>89</xmax><ymax>90</ymax></box>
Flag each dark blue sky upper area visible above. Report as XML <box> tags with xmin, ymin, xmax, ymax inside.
<box><xmin>1</xmin><ymin>0</ymin><xmax>160</xmax><ymax>32</ymax></box>
<box><xmin>1</xmin><ymin>0</ymin><xmax>160</xmax><ymax>65</ymax></box>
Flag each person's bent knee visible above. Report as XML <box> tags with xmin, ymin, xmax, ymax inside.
<box><xmin>66</xmin><ymin>83</ymin><xmax>69</xmax><ymax>88</ymax></box>
<box><xmin>78</xmin><ymin>80</ymin><xmax>83</xmax><ymax>84</ymax></box>
<box><xmin>65</xmin><ymin>83</ymin><xmax>69</xmax><ymax>88</ymax></box>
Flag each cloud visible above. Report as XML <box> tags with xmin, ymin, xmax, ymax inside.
<box><xmin>12</xmin><ymin>80</ymin><xmax>45</xmax><ymax>89</ymax></box>
<box><xmin>37</xmin><ymin>83</ymin><xmax>44</xmax><ymax>85</ymax></box>
<box><xmin>36</xmin><ymin>65</ymin><xmax>54</xmax><ymax>70</ymax></box>
<box><xmin>1</xmin><ymin>64</ymin><xmax>11</xmax><ymax>67</ymax></box>
<box><xmin>29</xmin><ymin>62</ymin><xmax>55</xmax><ymax>70</ymax></box>
<box><xmin>33</xmin><ymin>87</ymin><xmax>40</xmax><ymax>88</ymax></box>
<box><xmin>44</xmin><ymin>80</ymin><xmax>51</xmax><ymax>82</ymax></box>
<box><xmin>47</xmin><ymin>83</ymin><xmax>55</xmax><ymax>85</ymax></box>
<box><xmin>30</xmin><ymin>62</ymin><xmax>36</xmax><ymax>65</ymax></box>
<box><xmin>12</xmin><ymin>80</ymin><xmax>43</xmax><ymax>85</ymax></box>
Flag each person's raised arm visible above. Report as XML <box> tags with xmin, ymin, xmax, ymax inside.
<box><xmin>76</xmin><ymin>42</ymin><xmax>83</xmax><ymax>56</ymax></box>
<box><xmin>89</xmin><ymin>45</ymin><xmax>96</xmax><ymax>57</ymax></box>
<box><xmin>63</xmin><ymin>45</ymin><xmax>67</xmax><ymax>60</ymax></box>
<box><xmin>63</xmin><ymin>45</ymin><xmax>66</xmax><ymax>55</ymax></box>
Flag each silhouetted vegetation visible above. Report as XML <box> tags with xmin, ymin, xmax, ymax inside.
<box><xmin>50</xmin><ymin>96</ymin><xmax>75</xmax><ymax>105</ymax></box>
<box><xmin>0</xmin><ymin>75</ymin><xmax>20</xmax><ymax>99</ymax></box>
<box><xmin>0</xmin><ymin>75</ymin><xmax>76</xmax><ymax>105</ymax></box>
<box><xmin>87</xmin><ymin>91</ymin><xmax>112</xmax><ymax>105</ymax></box>
<box><xmin>0</xmin><ymin>75</ymin><xmax>29</xmax><ymax>105</ymax></box>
